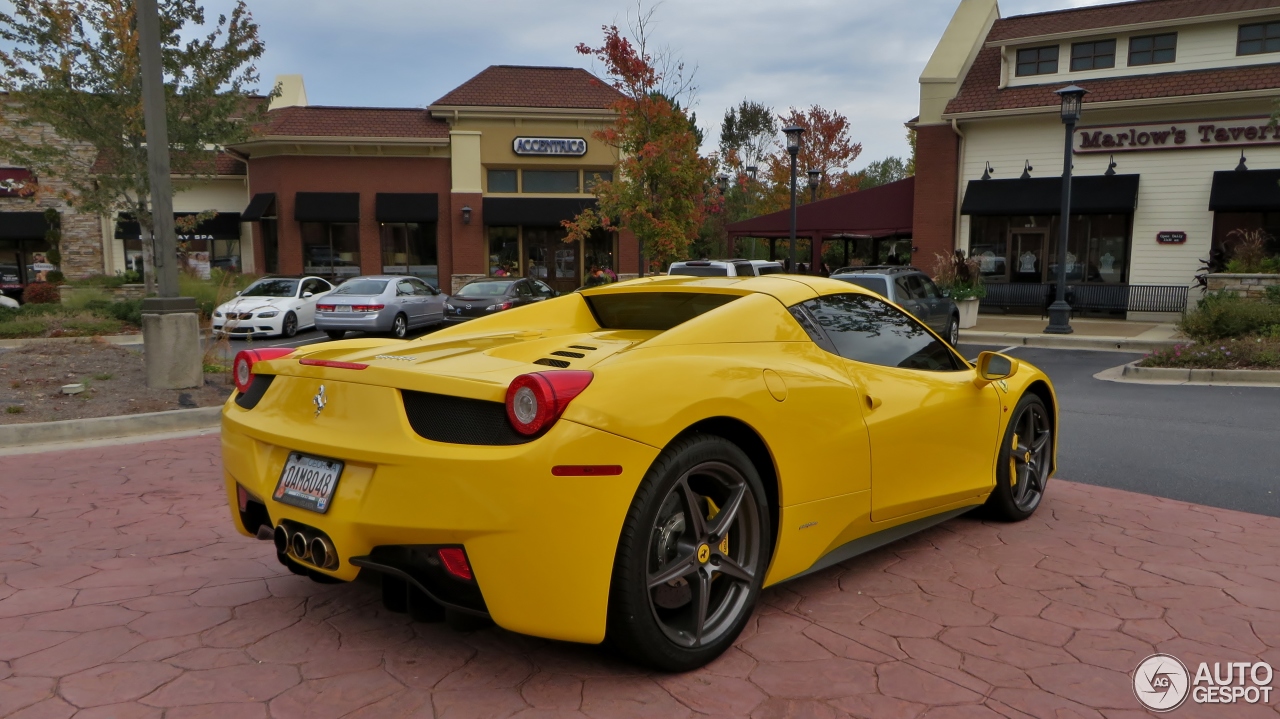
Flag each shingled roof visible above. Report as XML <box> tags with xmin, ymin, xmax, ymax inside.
<box><xmin>988</xmin><ymin>0</ymin><xmax>1280</xmax><ymax>43</ymax></box>
<box><xmin>431</xmin><ymin>65</ymin><xmax>624</xmax><ymax>110</ymax></box>
<box><xmin>262</xmin><ymin>106</ymin><xmax>449</xmax><ymax>139</ymax></box>
<box><xmin>945</xmin><ymin>0</ymin><xmax>1280</xmax><ymax>116</ymax></box>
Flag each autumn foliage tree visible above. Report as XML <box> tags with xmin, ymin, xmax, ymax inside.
<box><xmin>565</xmin><ymin>20</ymin><xmax>718</xmax><ymax>273</ymax></box>
<box><xmin>756</xmin><ymin>105</ymin><xmax>863</xmax><ymax>214</ymax></box>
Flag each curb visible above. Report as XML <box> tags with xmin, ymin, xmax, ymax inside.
<box><xmin>1094</xmin><ymin>361</ymin><xmax>1280</xmax><ymax>387</ymax></box>
<box><xmin>0</xmin><ymin>406</ymin><xmax>222</xmax><ymax>448</ymax></box>
<box><xmin>0</xmin><ymin>334</ymin><xmax>144</xmax><ymax>349</ymax></box>
<box><xmin>961</xmin><ymin>331</ymin><xmax>1179</xmax><ymax>352</ymax></box>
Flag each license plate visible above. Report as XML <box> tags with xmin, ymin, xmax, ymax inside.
<box><xmin>336</xmin><ymin>305</ymin><xmax>351</xmax><ymax>312</ymax></box>
<box><xmin>273</xmin><ymin>453</ymin><xmax>343</xmax><ymax>513</ymax></box>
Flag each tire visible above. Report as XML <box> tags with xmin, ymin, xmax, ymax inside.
<box><xmin>391</xmin><ymin>313</ymin><xmax>408</xmax><ymax>339</ymax></box>
<box><xmin>281</xmin><ymin>312</ymin><xmax>298</xmax><ymax>338</ymax></box>
<box><xmin>944</xmin><ymin>315</ymin><xmax>960</xmax><ymax>347</ymax></box>
<box><xmin>607</xmin><ymin>434</ymin><xmax>772</xmax><ymax>671</ymax></box>
<box><xmin>982</xmin><ymin>394</ymin><xmax>1052</xmax><ymax>522</ymax></box>
<box><xmin>325</xmin><ymin>330</ymin><xmax>346</xmax><ymax>340</ymax></box>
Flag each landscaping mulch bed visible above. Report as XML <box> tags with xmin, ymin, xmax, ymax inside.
<box><xmin>1138</xmin><ymin>336</ymin><xmax>1280</xmax><ymax>370</ymax></box>
<box><xmin>0</xmin><ymin>339</ymin><xmax>232</xmax><ymax>424</ymax></box>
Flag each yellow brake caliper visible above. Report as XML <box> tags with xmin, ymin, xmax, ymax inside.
<box><xmin>1010</xmin><ymin>432</ymin><xmax>1019</xmax><ymax>486</ymax></box>
<box><xmin>705</xmin><ymin>497</ymin><xmax>729</xmax><ymax>555</ymax></box>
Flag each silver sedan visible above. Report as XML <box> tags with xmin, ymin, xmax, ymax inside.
<box><xmin>314</xmin><ymin>276</ymin><xmax>446</xmax><ymax>340</ymax></box>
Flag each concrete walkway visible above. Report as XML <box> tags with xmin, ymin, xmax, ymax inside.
<box><xmin>2</xmin><ymin>435</ymin><xmax>1278</xmax><ymax>717</ymax></box>
<box><xmin>964</xmin><ymin>316</ymin><xmax>1182</xmax><ymax>351</ymax></box>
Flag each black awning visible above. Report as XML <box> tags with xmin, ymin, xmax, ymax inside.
<box><xmin>295</xmin><ymin>192</ymin><xmax>360</xmax><ymax>222</ymax></box>
<box><xmin>114</xmin><ymin>212</ymin><xmax>243</xmax><ymax>240</ymax></box>
<box><xmin>242</xmin><ymin>193</ymin><xmax>277</xmax><ymax>221</ymax></box>
<box><xmin>482</xmin><ymin>197</ymin><xmax>597</xmax><ymax>226</ymax></box>
<box><xmin>1208</xmin><ymin>169</ymin><xmax>1280</xmax><ymax>211</ymax></box>
<box><xmin>376</xmin><ymin>193</ymin><xmax>438</xmax><ymax>223</ymax></box>
<box><xmin>0</xmin><ymin>211</ymin><xmax>49</xmax><ymax>239</ymax></box>
<box><xmin>961</xmin><ymin>174</ymin><xmax>1140</xmax><ymax>216</ymax></box>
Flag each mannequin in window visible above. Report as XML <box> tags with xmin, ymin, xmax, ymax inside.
<box><xmin>1099</xmin><ymin>252</ymin><xmax>1116</xmax><ymax>274</ymax></box>
<box><xmin>1018</xmin><ymin>251</ymin><xmax>1037</xmax><ymax>274</ymax></box>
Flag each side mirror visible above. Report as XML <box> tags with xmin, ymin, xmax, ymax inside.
<box><xmin>234</xmin><ymin>290</ymin><xmax>241</xmax><ymax>296</ymax></box>
<box><xmin>975</xmin><ymin>351</ymin><xmax>1018</xmax><ymax>384</ymax></box>
<box><xmin>303</xmin><ymin>291</ymin><xmax>314</xmax><ymax>298</ymax></box>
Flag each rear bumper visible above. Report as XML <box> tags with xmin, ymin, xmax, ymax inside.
<box><xmin>315</xmin><ymin>311</ymin><xmax>394</xmax><ymax>332</ymax></box>
<box><xmin>221</xmin><ymin>386</ymin><xmax>659</xmax><ymax>643</ymax></box>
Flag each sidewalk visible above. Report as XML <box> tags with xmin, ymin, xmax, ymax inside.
<box><xmin>963</xmin><ymin>315</ymin><xmax>1182</xmax><ymax>351</ymax></box>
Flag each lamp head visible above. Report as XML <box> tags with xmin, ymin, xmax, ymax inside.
<box><xmin>716</xmin><ymin>174</ymin><xmax>729</xmax><ymax>192</ymax></box>
<box><xmin>783</xmin><ymin>125</ymin><xmax>805</xmax><ymax>154</ymax></box>
<box><xmin>745</xmin><ymin>165</ymin><xmax>758</xmax><ymax>180</ymax></box>
<box><xmin>461</xmin><ymin>205</ymin><xmax>472</xmax><ymax>225</ymax></box>
<box><xmin>807</xmin><ymin>169</ymin><xmax>821</xmax><ymax>187</ymax></box>
<box><xmin>1055</xmin><ymin>84</ymin><xmax>1087</xmax><ymax>123</ymax></box>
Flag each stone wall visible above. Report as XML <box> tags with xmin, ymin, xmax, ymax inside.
<box><xmin>0</xmin><ymin>110</ymin><xmax>104</xmax><ymax>279</ymax></box>
<box><xmin>1205</xmin><ymin>273</ymin><xmax>1280</xmax><ymax>299</ymax></box>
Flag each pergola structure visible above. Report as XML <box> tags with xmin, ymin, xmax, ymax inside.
<box><xmin>725</xmin><ymin>176</ymin><xmax>916</xmax><ymax>272</ymax></box>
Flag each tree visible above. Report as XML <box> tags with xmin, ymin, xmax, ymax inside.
<box><xmin>719</xmin><ymin>100</ymin><xmax>776</xmax><ymax>174</ymax></box>
<box><xmin>857</xmin><ymin>156</ymin><xmax>910</xmax><ymax>190</ymax></box>
<box><xmin>0</xmin><ymin>0</ymin><xmax>270</xmax><ymax>291</ymax></box>
<box><xmin>757</xmin><ymin>105</ymin><xmax>863</xmax><ymax>214</ymax></box>
<box><xmin>566</xmin><ymin>10</ymin><xmax>718</xmax><ymax>273</ymax></box>
<box><xmin>905</xmin><ymin>126</ymin><xmax>917</xmax><ymax>176</ymax></box>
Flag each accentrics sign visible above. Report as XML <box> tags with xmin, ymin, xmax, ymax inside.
<box><xmin>512</xmin><ymin>137</ymin><xmax>588</xmax><ymax>156</ymax></box>
<box><xmin>1075</xmin><ymin>116</ymin><xmax>1280</xmax><ymax>154</ymax></box>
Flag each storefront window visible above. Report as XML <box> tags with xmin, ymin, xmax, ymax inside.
<box><xmin>381</xmin><ymin>222</ymin><xmax>439</xmax><ymax>288</ymax></box>
<box><xmin>260</xmin><ymin>219</ymin><xmax>279</xmax><ymax>274</ymax></box>
<box><xmin>584</xmin><ymin>170</ymin><xmax>613</xmax><ymax>192</ymax></box>
<box><xmin>213</xmin><ymin>240</ymin><xmax>241</xmax><ymax>273</ymax></box>
<box><xmin>487</xmin><ymin>226</ymin><xmax>519</xmax><ymax>276</ymax></box>
<box><xmin>522</xmin><ymin>170</ymin><xmax>579</xmax><ymax>194</ymax></box>
<box><xmin>584</xmin><ymin>229</ymin><xmax>615</xmax><ymax>278</ymax></box>
<box><xmin>1212</xmin><ymin>212</ymin><xmax>1280</xmax><ymax>262</ymax></box>
<box><xmin>524</xmin><ymin>226</ymin><xmax>579</xmax><ymax>291</ymax></box>
<box><xmin>878</xmin><ymin>239</ymin><xmax>913</xmax><ymax>266</ymax></box>
<box><xmin>968</xmin><ymin>214</ymin><xmax>1129</xmax><ymax>284</ymax></box>
<box><xmin>488</xmin><ymin>169</ymin><xmax>518</xmax><ymax>193</ymax></box>
<box><xmin>301</xmin><ymin>222</ymin><xmax>360</xmax><ymax>278</ymax></box>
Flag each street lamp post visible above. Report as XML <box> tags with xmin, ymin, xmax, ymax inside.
<box><xmin>1045</xmin><ymin>85</ymin><xmax>1087</xmax><ymax>335</ymax></box>
<box><xmin>784</xmin><ymin>126</ymin><xmax>804</xmax><ymax>272</ymax></box>
<box><xmin>807</xmin><ymin>169</ymin><xmax>821</xmax><ymax>203</ymax></box>
<box><xmin>716</xmin><ymin>174</ymin><xmax>730</xmax><ymax>256</ymax></box>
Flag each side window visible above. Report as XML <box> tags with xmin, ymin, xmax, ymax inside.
<box><xmin>315</xmin><ymin>279</ymin><xmax>333</xmax><ymax>293</ymax></box>
<box><xmin>733</xmin><ymin>262</ymin><xmax>754</xmax><ymax>276</ymax></box>
<box><xmin>919</xmin><ymin>277</ymin><xmax>941</xmax><ymax>299</ymax></box>
<box><xmin>799</xmin><ymin>293</ymin><xmax>962</xmax><ymax>372</ymax></box>
<box><xmin>907</xmin><ymin>275</ymin><xmax>935</xmax><ymax>299</ymax></box>
<box><xmin>514</xmin><ymin>281</ymin><xmax>533</xmax><ymax>297</ymax></box>
<box><xmin>411</xmin><ymin>279</ymin><xmax>433</xmax><ymax>296</ymax></box>
<box><xmin>533</xmin><ymin>280</ymin><xmax>555</xmax><ymax>298</ymax></box>
<box><xmin>894</xmin><ymin>276</ymin><xmax>914</xmax><ymax>301</ymax></box>
<box><xmin>300</xmin><ymin>279</ymin><xmax>320</xmax><ymax>296</ymax></box>
<box><xmin>396</xmin><ymin>280</ymin><xmax>414</xmax><ymax>296</ymax></box>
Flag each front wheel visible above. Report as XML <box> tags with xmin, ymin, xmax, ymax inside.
<box><xmin>281</xmin><ymin>312</ymin><xmax>298</xmax><ymax>338</ymax></box>
<box><xmin>607</xmin><ymin>435</ymin><xmax>771</xmax><ymax>671</ymax></box>
<box><xmin>390</xmin><ymin>313</ymin><xmax>408</xmax><ymax>339</ymax></box>
<box><xmin>982</xmin><ymin>394</ymin><xmax>1052</xmax><ymax>521</ymax></box>
<box><xmin>944</xmin><ymin>315</ymin><xmax>960</xmax><ymax>347</ymax></box>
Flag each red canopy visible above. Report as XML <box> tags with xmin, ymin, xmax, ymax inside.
<box><xmin>726</xmin><ymin>176</ymin><xmax>914</xmax><ymax>239</ymax></box>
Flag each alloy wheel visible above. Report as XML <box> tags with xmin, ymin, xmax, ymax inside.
<box><xmin>646</xmin><ymin>461</ymin><xmax>762</xmax><ymax>649</ymax></box>
<box><xmin>949</xmin><ymin>321</ymin><xmax>960</xmax><ymax>346</ymax></box>
<box><xmin>283</xmin><ymin>312</ymin><xmax>297</xmax><ymax>338</ymax></box>
<box><xmin>1009</xmin><ymin>403</ymin><xmax>1051</xmax><ymax>512</ymax></box>
<box><xmin>393</xmin><ymin>315</ymin><xmax>407</xmax><ymax>338</ymax></box>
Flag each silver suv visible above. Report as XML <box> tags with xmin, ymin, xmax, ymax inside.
<box><xmin>667</xmin><ymin>259</ymin><xmax>783</xmax><ymax>277</ymax></box>
<box><xmin>830</xmin><ymin>266</ymin><xmax>960</xmax><ymax>346</ymax></box>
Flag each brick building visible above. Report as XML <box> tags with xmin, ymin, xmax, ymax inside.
<box><xmin>915</xmin><ymin>0</ymin><xmax>1280</xmax><ymax>317</ymax></box>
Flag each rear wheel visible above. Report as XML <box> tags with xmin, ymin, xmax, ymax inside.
<box><xmin>391</xmin><ymin>313</ymin><xmax>408</xmax><ymax>339</ymax></box>
<box><xmin>945</xmin><ymin>315</ymin><xmax>960</xmax><ymax>346</ymax></box>
<box><xmin>608</xmin><ymin>435</ymin><xmax>771</xmax><ymax>671</ymax></box>
<box><xmin>983</xmin><ymin>394</ymin><xmax>1052</xmax><ymax>521</ymax></box>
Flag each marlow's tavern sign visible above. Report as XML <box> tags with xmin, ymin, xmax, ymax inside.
<box><xmin>513</xmin><ymin>137</ymin><xmax>587</xmax><ymax>156</ymax></box>
<box><xmin>1075</xmin><ymin>117</ymin><xmax>1280</xmax><ymax>154</ymax></box>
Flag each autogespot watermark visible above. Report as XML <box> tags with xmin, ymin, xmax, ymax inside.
<box><xmin>1132</xmin><ymin>653</ymin><xmax>1274</xmax><ymax>712</ymax></box>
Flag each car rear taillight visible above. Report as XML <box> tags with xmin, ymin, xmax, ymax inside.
<box><xmin>316</xmin><ymin>304</ymin><xmax>335</xmax><ymax>312</ymax></box>
<box><xmin>232</xmin><ymin>348</ymin><xmax>295</xmax><ymax>394</ymax></box>
<box><xmin>353</xmin><ymin>304</ymin><xmax>384</xmax><ymax>312</ymax></box>
<box><xmin>505</xmin><ymin>370</ymin><xmax>593</xmax><ymax>436</ymax></box>
<box><xmin>437</xmin><ymin>547</ymin><xmax>473</xmax><ymax>580</ymax></box>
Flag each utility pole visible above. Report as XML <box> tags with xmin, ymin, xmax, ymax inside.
<box><xmin>137</xmin><ymin>0</ymin><xmax>203</xmax><ymax>388</ymax></box>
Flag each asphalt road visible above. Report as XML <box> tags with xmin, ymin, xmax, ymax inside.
<box><xmin>959</xmin><ymin>342</ymin><xmax>1280</xmax><ymax>518</ymax></box>
<box><xmin>210</xmin><ymin>324</ymin><xmax>444</xmax><ymax>363</ymax></box>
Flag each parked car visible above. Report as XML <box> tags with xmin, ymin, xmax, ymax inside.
<box><xmin>316</xmin><ymin>276</ymin><xmax>445</xmax><ymax>340</ymax></box>
<box><xmin>213</xmin><ymin>276</ymin><xmax>334</xmax><ymax>339</ymax></box>
<box><xmin>222</xmin><ymin>274</ymin><xmax>1057</xmax><ymax>671</ymax></box>
<box><xmin>444</xmin><ymin>277</ymin><xmax>556</xmax><ymax>323</ymax></box>
<box><xmin>830</xmin><ymin>265</ymin><xmax>960</xmax><ymax>345</ymax></box>
<box><xmin>668</xmin><ymin>259</ymin><xmax>757</xmax><ymax>277</ymax></box>
<box><xmin>748</xmin><ymin>260</ymin><xmax>785</xmax><ymax>275</ymax></box>
<box><xmin>0</xmin><ymin>293</ymin><xmax>18</xmax><ymax>309</ymax></box>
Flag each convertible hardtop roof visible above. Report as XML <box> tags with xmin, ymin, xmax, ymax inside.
<box><xmin>580</xmin><ymin>273</ymin><xmax>873</xmax><ymax>306</ymax></box>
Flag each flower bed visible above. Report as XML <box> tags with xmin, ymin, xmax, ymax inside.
<box><xmin>1139</xmin><ymin>338</ymin><xmax>1280</xmax><ymax>370</ymax></box>
<box><xmin>0</xmin><ymin>299</ymin><xmax>141</xmax><ymax>339</ymax></box>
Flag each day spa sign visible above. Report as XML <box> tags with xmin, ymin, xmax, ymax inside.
<box><xmin>1075</xmin><ymin>117</ymin><xmax>1280</xmax><ymax>154</ymax></box>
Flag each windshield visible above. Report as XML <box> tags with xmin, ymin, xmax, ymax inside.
<box><xmin>834</xmin><ymin>276</ymin><xmax>889</xmax><ymax>297</ymax></box>
<box><xmin>334</xmin><ymin>279</ymin><xmax>388</xmax><ymax>296</ymax></box>
<box><xmin>669</xmin><ymin>265</ymin><xmax>729</xmax><ymax>277</ymax></box>
<box><xmin>457</xmin><ymin>281</ymin><xmax>514</xmax><ymax>297</ymax></box>
<box><xmin>241</xmin><ymin>279</ymin><xmax>298</xmax><ymax>298</ymax></box>
<box><xmin>585</xmin><ymin>292</ymin><xmax>739</xmax><ymax>330</ymax></box>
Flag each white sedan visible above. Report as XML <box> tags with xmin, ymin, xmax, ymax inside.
<box><xmin>212</xmin><ymin>276</ymin><xmax>333</xmax><ymax>339</ymax></box>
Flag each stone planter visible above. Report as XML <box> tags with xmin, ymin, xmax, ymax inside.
<box><xmin>1204</xmin><ymin>273</ymin><xmax>1280</xmax><ymax>300</ymax></box>
<box><xmin>956</xmin><ymin>297</ymin><xmax>980</xmax><ymax>329</ymax></box>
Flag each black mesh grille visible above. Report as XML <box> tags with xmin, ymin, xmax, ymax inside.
<box><xmin>401</xmin><ymin>391</ymin><xmax>532</xmax><ymax>445</ymax></box>
<box><xmin>234</xmin><ymin>374</ymin><xmax>275</xmax><ymax>410</ymax></box>
<box><xmin>568</xmin><ymin>345</ymin><xmax>596</xmax><ymax>351</ymax></box>
<box><xmin>550</xmin><ymin>350</ymin><xmax>585</xmax><ymax>358</ymax></box>
<box><xmin>534</xmin><ymin>358</ymin><xmax>570</xmax><ymax>368</ymax></box>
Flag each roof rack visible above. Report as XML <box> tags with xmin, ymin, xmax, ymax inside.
<box><xmin>831</xmin><ymin>265</ymin><xmax>920</xmax><ymax>274</ymax></box>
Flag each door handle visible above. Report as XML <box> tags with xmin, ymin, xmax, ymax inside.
<box><xmin>865</xmin><ymin>395</ymin><xmax>882</xmax><ymax>411</ymax></box>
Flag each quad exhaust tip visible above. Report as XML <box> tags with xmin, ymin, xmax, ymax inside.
<box><xmin>274</xmin><ymin>522</ymin><xmax>339</xmax><ymax>570</ymax></box>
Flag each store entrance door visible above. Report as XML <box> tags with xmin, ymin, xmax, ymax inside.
<box><xmin>1009</xmin><ymin>229</ymin><xmax>1048</xmax><ymax>283</ymax></box>
<box><xmin>524</xmin><ymin>227</ymin><xmax>580</xmax><ymax>293</ymax></box>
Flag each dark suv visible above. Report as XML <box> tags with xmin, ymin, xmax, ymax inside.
<box><xmin>830</xmin><ymin>266</ymin><xmax>960</xmax><ymax>345</ymax></box>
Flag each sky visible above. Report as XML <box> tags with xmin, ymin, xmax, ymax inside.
<box><xmin>222</xmin><ymin>0</ymin><xmax>1115</xmax><ymax>171</ymax></box>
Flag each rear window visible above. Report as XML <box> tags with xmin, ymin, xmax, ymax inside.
<box><xmin>333</xmin><ymin>279</ymin><xmax>388</xmax><ymax>295</ymax></box>
<box><xmin>669</xmin><ymin>265</ymin><xmax>730</xmax><ymax>277</ymax></box>
<box><xmin>585</xmin><ymin>292</ymin><xmax>739</xmax><ymax>330</ymax></box>
<box><xmin>457</xmin><ymin>281</ymin><xmax>515</xmax><ymax>297</ymax></box>
<box><xmin>834</xmin><ymin>276</ymin><xmax>888</xmax><ymax>296</ymax></box>
<box><xmin>755</xmin><ymin>264</ymin><xmax>783</xmax><ymax>275</ymax></box>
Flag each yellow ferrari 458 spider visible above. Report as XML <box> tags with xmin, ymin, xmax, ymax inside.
<box><xmin>222</xmin><ymin>274</ymin><xmax>1057</xmax><ymax>671</ymax></box>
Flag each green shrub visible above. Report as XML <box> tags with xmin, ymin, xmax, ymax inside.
<box><xmin>45</xmin><ymin>270</ymin><xmax>65</xmax><ymax>284</ymax></box>
<box><xmin>62</xmin><ymin>287</ymin><xmax>112</xmax><ymax>310</ymax></box>
<box><xmin>1267</xmin><ymin>284</ymin><xmax>1280</xmax><ymax>305</ymax></box>
<box><xmin>0</xmin><ymin>319</ymin><xmax>48</xmax><ymax>338</ymax></box>
<box><xmin>60</xmin><ymin>318</ymin><xmax>122</xmax><ymax>336</ymax></box>
<box><xmin>21</xmin><ymin>282</ymin><xmax>60</xmax><ymax>304</ymax></box>
<box><xmin>1180</xmin><ymin>292</ymin><xmax>1280</xmax><ymax>341</ymax></box>
<box><xmin>68</xmin><ymin>273</ymin><xmax>131</xmax><ymax>288</ymax></box>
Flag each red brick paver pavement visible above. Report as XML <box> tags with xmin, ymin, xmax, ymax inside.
<box><xmin>1</xmin><ymin>435</ymin><xmax>1278</xmax><ymax>718</ymax></box>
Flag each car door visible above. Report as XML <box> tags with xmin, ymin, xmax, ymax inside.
<box><xmin>296</xmin><ymin>278</ymin><xmax>325</xmax><ymax>327</ymax></box>
<box><xmin>395</xmin><ymin>279</ymin><xmax>421</xmax><ymax>325</ymax></box>
<box><xmin>895</xmin><ymin>275</ymin><xmax>930</xmax><ymax>328</ymax></box>
<box><xmin>413</xmin><ymin>279</ymin><xmax>445</xmax><ymax>323</ymax></box>
<box><xmin>798</xmin><ymin>292</ymin><xmax>1002</xmax><ymax>522</ymax></box>
<box><xmin>917</xmin><ymin>276</ymin><xmax>952</xmax><ymax>331</ymax></box>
